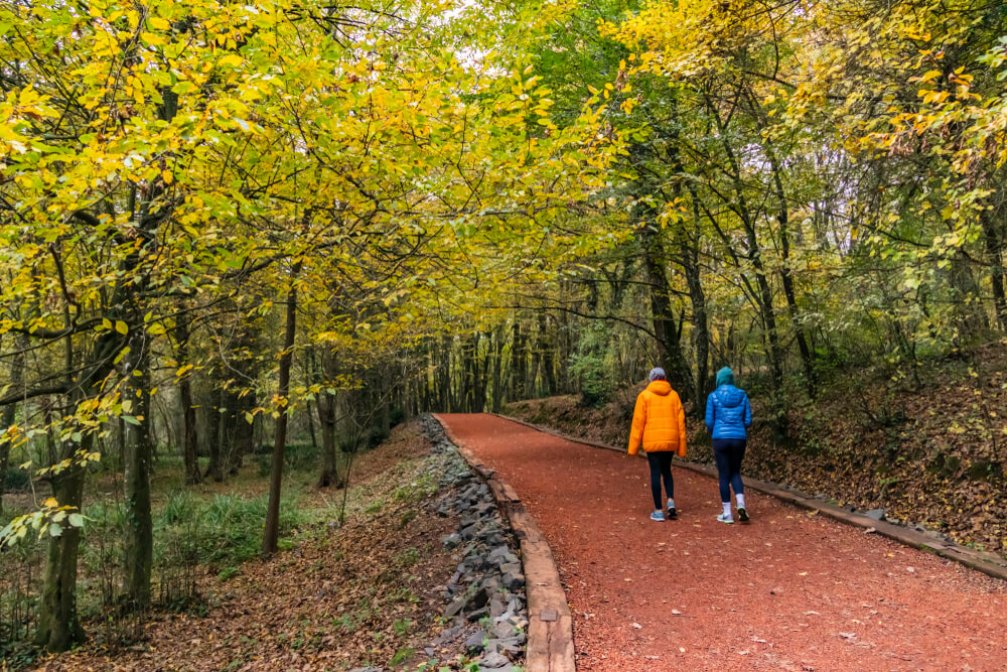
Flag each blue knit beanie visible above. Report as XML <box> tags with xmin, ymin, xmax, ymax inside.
<box><xmin>648</xmin><ymin>367</ymin><xmax>667</xmax><ymax>382</ymax></box>
<box><xmin>716</xmin><ymin>367</ymin><xmax>734</xmax><ymax>387</ymax></box>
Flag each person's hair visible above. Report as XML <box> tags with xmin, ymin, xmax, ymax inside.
<box><xmin>716</xmin><ymin>367</ymin><xmax>735</xmax><ymax>387</ymax></box>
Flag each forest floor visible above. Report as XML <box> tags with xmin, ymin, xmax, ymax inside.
<box><xmin>439</xmin><ymin>412</ymin><xmax>1007</xmax><ymax>672</ymax></box>
<box><xmin>19</xmin><ymin>421</ymin><xmax>477</xmax><ymax>672</ymax></box>
<box><xmin>506</xmin><ymin>343</ymin><xmax>1007</xmax><ymax>557</ymax></box>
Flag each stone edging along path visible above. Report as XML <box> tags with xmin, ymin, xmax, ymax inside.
<box><xmin>433</xmin><ymin>414</ymin><xmax>576</xmax><ymax>672</ymax></box>
<box><xmin>490</xmin><ymin>412</ymin><xmax>1007</xmax><ymax>583</ymax></box>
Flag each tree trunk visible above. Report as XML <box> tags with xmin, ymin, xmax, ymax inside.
<box><xmin>204</xmin><ymin>388</ymin><xmax>224</xmax><ymax>482</ymax></box>
<box><xmin>175</xmin><ymin>310</ymin><xmax>201</xmax><ymax>485</ymax></box>
<box><xmin>509</xmin><ymin>321</ymin><xmax>526</xmax><ymax>401</ymax></box>
<box><xmin>317</xmin><ymin>351</ymin><xmax>340</xmax><ymax>487</ymax></box>
<box><xmin>0</xmin><ymin>332</ymin><xmax>25</xmax><ymax>516</ymax></box>
<box><xmin>768</xmin><ymin>152</ymin><xmax>816</xmax><ymax>397</ymax></box>
<box><xmin>949</xmin><ymin>251</ymin><xmax>988</xmax><ymax>343</ymax></box>
<box><xmin>0</xmin><ymin>402</ymin><xmax>11</xmax><ymax>516</ymax></box>
<box><xmin>981</xmin><ymin>208</ymin><xmax>1007</xmax><ymax>331</ymax></box>
<box><xmin>263</xmin><ymin>266</ymin><xmax>299</xmax><ymax>557</ymax></box>
<box><xmin>318</xmin><ymin>388</ymin><xmax>342</xmax><ymax>489</ymax></box>
<box><xmin>120</xmin><ymin>82</ymin><xmax>177</xmax><ymax>610</ymax></box>
<box><xmin>219</xmin><ymin>387</ymin><xmax>240</xmax><ymax>475</ymax></box>
<box><xmin>123</xmin><ymin>329</ymin><xmax>152</xmax><ymax>611</ymax></box>
<box><xmin>180</xmin><ymin>379</ymin><xmax>200</xmax><ymax>485</ymax></box>
<box><xmin>491</xmin><ymin>326</ymin><xmax>505</xmax><ymax>413</ymax></box>
<box><xmin>35</xmin><ymin>460</ymin><xmax>86</xmax><ymax>652</ymax></box>
<box><xmin>677</xmin><ymin>214</ymin><xmax>710</xmax><ymax>408</ymax></box>
<box><xmin>539</xmin><ymin>313</ymin><xmax>557</xmax><ymax>396</ymax></box>
<box><xmin>641</xmin><ymin>227</ymin><xmax>694</xmax><ymax>405</ymax></box>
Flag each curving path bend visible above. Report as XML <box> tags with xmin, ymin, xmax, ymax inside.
<box><xmin>437</xmin><ymin>413</ymin><xmax>1007</xmax><ymax>672</ymax></box>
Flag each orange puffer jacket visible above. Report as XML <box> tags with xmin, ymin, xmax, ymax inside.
<box><xmin>628</xmin><ymin>380</ymin><xmax>687</xmax><ymax>457</ymax></box>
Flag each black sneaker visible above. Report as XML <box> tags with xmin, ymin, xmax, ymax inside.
<box><xmin>738</xmin><ymin>507</ymin><xmax>750</xmax><ymax>523</ymax></box>
<box><xmin>666</xmin><ymin>507</ymin><xmax>678</xmax><ymax>520</ymax></box>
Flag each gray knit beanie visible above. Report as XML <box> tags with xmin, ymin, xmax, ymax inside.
<box><xmin>648</xmin><ymin>367</ymin><xmax>667</xmax><ymax>382</ymax></box>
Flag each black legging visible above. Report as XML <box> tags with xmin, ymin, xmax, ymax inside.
<box><xmin>646</xmin><ymin>452</ymin><xmax>675</xmax><ymax>510</ymax></box>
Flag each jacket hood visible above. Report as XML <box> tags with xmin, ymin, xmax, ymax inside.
<box><xmin>647</xmin><ymin>380</ymin><xmax>672</xmax><ymax>396</ymax></box>
<box><xmin>716</xmin><ymin>384</ymin><xmax>745</xmax><ymax>407</ymax></box>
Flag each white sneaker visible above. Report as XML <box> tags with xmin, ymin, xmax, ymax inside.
<box><xmin>716</xmin><ymin>513</ymin><xmax>734</xmax><ymax>524</ymax></box>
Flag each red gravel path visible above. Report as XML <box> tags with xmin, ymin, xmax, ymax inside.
<box><xmin>438</xmin><ymin>413</ymin><xmax>1007</xmax><ymax>672</ymax></box>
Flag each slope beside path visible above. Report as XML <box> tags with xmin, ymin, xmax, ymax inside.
<box><xmin>437</xmin><ymin>413</ymin><xmax>1007</xmax><ymax>672</ymax></box>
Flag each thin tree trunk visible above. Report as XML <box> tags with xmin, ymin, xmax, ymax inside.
<box><xmin>204</xmin><ymin>388</ymin><xmax>225</xmax><ymax>482</ymax></box>
<box><xmin>491</xmin><ymin>326</ymin><xmax>505</xmax><ymax>412</ymax></box>
<box><xmin>317</xmin><ymin>353</ymin><xmax>340</xmax><ymax>487</ymax></box>
<box><xmin>678</xmin><ymin>215</ymin><xmax>710</xmax><ymax>407</ymax></box>
<box><xmin>641</xmin><ymin>227</ymin><xmax>694</xmax><ymax>405</ymax></box>
<box><xmin>121</xmin><ymin>82</ymin><xmax>177</xmax><ymax>610</ymax></box>
<box><xmin>175</xmin><ymin>310</ymin><xmax>201</xmax><ymax>485</ymax></box>
<box><xmin>539</xmin><ymin>313</ymin><xmax>557</xmax><ymax>396</ymax></box>
<box><xmin>232</xmin><ymin>391</ymin><xmax>255</xmax><ymax>475</ymax></box>
<box><xmin>981</xmin><ymin>209</ymin><xmax>1007</xmax><ymax>331</ymax></box>
<box><xmin>263</xmin><ymin>265</ymin><xmax>300</xmax><ymax>557</ymax></box>
<box><xmin>0</xmin><ymin>404</ymin><xmax>11</xmax><ymax>516</ymax></box>
<box><xmin>123</xmin><ymin>329</ymin><xmax>152</xmax><ymax>611</ymax></box>
<box><xmin>0</xmin><ymin>332</ymin><xmax>25</xmax><ymax>516</ymax></box>
<box><xmin>768</xmin><ymin>152</ymin><xmax>816</xmax><ymax>397</ymax></box>
<box><xmin>509</xmin><ymin>321</ymin><xmax>526</xmax><ymax>401</ymax></box>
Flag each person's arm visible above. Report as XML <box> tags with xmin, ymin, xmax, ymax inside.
<box><xmin>628</xmin><ymin>393</ymin><xmax>646</xmax><ymax>456</ymax></box>
<box><xmin>675</xmin><ymin>392</ymin><xmax>687</xmax><ymax>458</ymax></box>
<box><xmin>744</xmin><ymin>393</ymin><xmax>752</xmax><ymax>428</ymax></box>
<box><xmin>705</xmin><ymin>393</ymin><xmax>715</xmax><ymax>433</ymax></box>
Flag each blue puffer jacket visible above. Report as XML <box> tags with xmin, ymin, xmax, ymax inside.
<box><xmin>705</xmin><ymin>384</ymin><xmax>752</xmax><ymax>440</ymax></box>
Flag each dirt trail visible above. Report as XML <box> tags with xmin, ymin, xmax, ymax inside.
<box><xmin>437</xmin><ymin>413</ymin><xmax>1007</xmax><ymax>672</ymax></box>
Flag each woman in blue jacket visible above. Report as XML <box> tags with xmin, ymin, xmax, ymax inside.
<box><xmin>705</xmin><ymin>367</ymin><xmax>753</xmax><ymax>524</ymax></box>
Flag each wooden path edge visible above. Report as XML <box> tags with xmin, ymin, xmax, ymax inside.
<box><xmin>489</xmin><ymin>412</ymin><xmax>1007</xmax><ymax>583</ymax></box>
<box><xmin>433</xmin><ymin>414</ymin><xmax>576</xmax><ymax>672</ymax></box>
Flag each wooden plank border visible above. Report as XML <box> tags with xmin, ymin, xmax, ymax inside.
<box><xmin>433</xmin><ymin>414</ymin><xmax>576</xmax><ymax>672</ymax></box>
<box><xmin>489</xmin><ymin>412</ymin><xmax>1007</xmax><ymax>583</ymax></box>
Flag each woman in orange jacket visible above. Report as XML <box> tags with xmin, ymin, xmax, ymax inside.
<box><xmin>627</xmin><ymin>367</ymin><xmax>687</xmax><ymax>522</ymax></box>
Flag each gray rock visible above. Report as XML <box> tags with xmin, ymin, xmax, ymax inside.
<box><xmin>442</xmin><ymin>533</ymin><xmax>462</xmax><ymax>549</ymax></box>
<box><xmin>479</xmin><ymin>652</ymin><xmax>511</xmax><ymax>668</ymax></box>
<box><xmin>490</xmin><ymin>597</ymin><xmax>509</xmax><ymax>618</ymax></box>
<box><xmin>865</xmin><ymin>508</ymin><xmax>885</xmax><ymax>521</ymax></box>
<box><xmin>445</xmin><ymin>596</ymin><xmax>468</xmax><ymax>619</ymax></box>
<box><xmin>464</xmin><ymin>629</ymin><xmax>486</xmax><ymax>654</ymax></box>
<box><xmin>348</xmin><ymin>668</ymin><xmax>383</xmax><ymax>672</ymax></box>
<box><xmin>467</xmin><ymin>606</ymin><xmax>489</xmax><ymax>622</ymax></box>
<box><xmin>431</xmin><ymin>624</ymin><xmax>462</xmax><ymax>646</ymax></box>
<box><xmin>492</xmin><ymin>620</ymin><xmax>517</xmax><ymax>639</ymax></box>
<box><xmin>500</xmin><ymin>561</ymin><xmax>521</xmax><ymax>574</ymax></box>
<box><xmin>496</xmin><ymin>635</ymin><xmax>525</xmax><ymax>653</ymax></box>
<box><xmin>501</xmin><ymin>566</ymin><xmax>525</xmax><ymax>591</ymax></box>
<box><xmin>488</xmin><ymin>545</ymin><xmax>512</xmax><ymax>563</ymax></box>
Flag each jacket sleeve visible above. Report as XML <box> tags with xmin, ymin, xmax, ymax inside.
<box><xmin>675</xmin><ymin>392</ymin><xmax>687</xmax><ymax>458</ymax></box>
<box><xmin>628</xmin><ymin>392</ymin><xmax>646</xmax><ymax>455</ymax></box>
<box><xmin>705</xmin><ymin>393</ymin><xmax>715</xmax><ymax>432</ymax></box>
<box><xmin>743</xmin><ymin>393</ymin><xmax>752</xmax><ymax>428</ymax></box>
